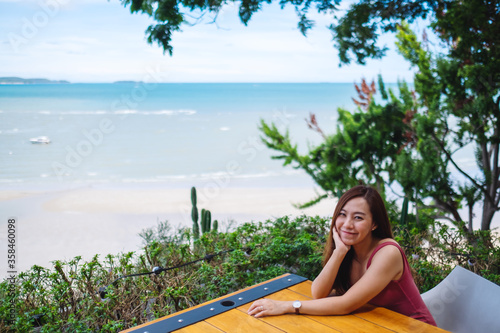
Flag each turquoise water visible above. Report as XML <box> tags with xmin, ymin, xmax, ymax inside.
<box><xmin>0</xmin><ymin>83</ymin><xmax>360</xmax><ymax>188</ymax></box>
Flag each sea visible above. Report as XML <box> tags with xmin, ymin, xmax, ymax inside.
<box><xmin>0</xmin><ymin>83</ymin><xmax>363</xmax><ymax>190</ymax></box>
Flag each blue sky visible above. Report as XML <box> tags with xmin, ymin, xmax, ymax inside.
<box><xmin>0</xmin><ymin>0</ymin><xmax>422</xmax><ymax>83</ymax></box>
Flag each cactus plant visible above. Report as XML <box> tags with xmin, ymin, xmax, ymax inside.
<box><xmin>200</xmin><ymin>208</ymin><xmax>206</xmax><ymax>233</ymax></box>
<box><xmin>201</xmin><ymin>209</ymin><xmax>212</xmax><ymax>234</ymax></box>
<box><xmin>190</xmin><ymin>187</ymin><xmax>217</xmax><ymax>237</ymax></box>
<box><xmin>206</xmin><ymin>210</ymin><xmax>211</xmax><ymax>233</ymax></box>
<box><xmin>191</xmin><ymin>187</ymin><xmax>200</xmax><ymax>239</ymax></box>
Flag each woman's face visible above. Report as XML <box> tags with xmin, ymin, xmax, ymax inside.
<box><xmin>335</xmin><ymin>197</ymin><xmax>376</xmax><ymax>246</ymax></box>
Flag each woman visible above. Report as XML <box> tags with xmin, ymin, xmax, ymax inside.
<box><xmin>247</xmin><ymin>185</ymin><xmax>436</xmax><ymax>326</ymax></box>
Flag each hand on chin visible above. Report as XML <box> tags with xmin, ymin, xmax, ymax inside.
<box><xmin>333</xmin><ymin>227</ymin><xmax>352</xmax><ymax>252</ymax></box>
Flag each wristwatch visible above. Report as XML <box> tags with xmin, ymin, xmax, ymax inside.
<box><xmin>293</xmin><ymin>300</ymin><xmax>302</xmax><ymax>314</ymax></box>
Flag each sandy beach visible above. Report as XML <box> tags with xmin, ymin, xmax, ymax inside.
<box><xmin>0</xmin><ymin>184</ymin><xmax>336</xmax><ymax>276</ymax></box>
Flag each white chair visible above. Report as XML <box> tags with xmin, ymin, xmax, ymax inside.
<box><xmin>421</xmin><ymin>265</ymin><xmax>500</xmax><ymax>333</ymax></box>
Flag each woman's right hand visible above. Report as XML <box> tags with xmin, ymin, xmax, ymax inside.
<box><xmin>311</xmin><ymin>225</ymin><xmax>350</xmax><ymax>299</ymax></box>
<box><xmin>333</xmin><ymin>226</ymin><xmax>350</xmax><ymax>254</ymax></box>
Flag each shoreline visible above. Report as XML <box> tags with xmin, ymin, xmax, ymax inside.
<box><xmin>0</xmin><ymin>184</ymin><xmax>335</xmax><ymax>276</ymax></box>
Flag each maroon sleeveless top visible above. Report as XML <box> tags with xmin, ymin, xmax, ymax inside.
<box><xmin>367</xmin><ymin>242</ymin><xmax>437</xmax><ymax>326</ymax></box>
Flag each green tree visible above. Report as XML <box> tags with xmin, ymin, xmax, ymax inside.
<box><xmin>262</xmin><ymin>19</ymin><xmax>500</xmax><ymax>232</ymax></box>
<box><xmin>318</xmin><ymin>0</ymin><xmax>500</xmax><ymax>232</ymax></box>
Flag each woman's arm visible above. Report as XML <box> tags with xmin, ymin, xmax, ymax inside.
<box><xmin>311</xmin><ymin>227</ymin><xmax>349</xmax><ymax>299</ymax></box>
<box><xmin>248</xmin><ymin>244</ymin><xmax>404</xmax><ymax>318</ymax></box>
<box><xmin>311</xmin><ymin>248</ymin><xmax>346</xmax><ymax>299</ymax></box>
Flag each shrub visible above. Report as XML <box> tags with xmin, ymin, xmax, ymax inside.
<box><xmin>1</xmin><ymin>215</ymin><xmax>498</xmax><ymax>332</ymax></box>
<box><xmin>0</xmin><ymin>215</ymin><xmax>329</xmax><ymax>332</ymax></box>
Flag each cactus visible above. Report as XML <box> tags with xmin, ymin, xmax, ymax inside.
<box><xmin>190</xmin><ymin>187</ymin><xmax>217</xmax><ymax>238</ymax></box>
<box><xmin>201</xmin><ymin>209</ymin><xmax>212</xmax><ymax>234</ymax></box>
<box><xmin>206</xmin><ymin>210</ymin><xmax>211</xmax><ymax>233</ymax></box>
<box><xmin>200</xmin><ymin>209</ymin><xmax>206</xmax><ymax>233</ymax></box>
<box><xmin>191</xmin><ymin>187</ymin><xmax>200</xmax><ymax>239</ymax></box>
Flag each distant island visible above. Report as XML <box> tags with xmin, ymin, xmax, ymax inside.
<box><xmin>0</xmin><ymin>77</ymin><xmax>70</xmax><ymax>85</ymax></box>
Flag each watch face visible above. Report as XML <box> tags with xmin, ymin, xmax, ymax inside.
<box><xmin>293</xmin><ymin>301</ymin><xmax>301</xmax><ymax>308</ymax></box>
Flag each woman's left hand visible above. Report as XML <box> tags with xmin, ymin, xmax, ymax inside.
<box><xmin>247</xmin><ymin>299</ymin><xmax>289</xmax><ymax>318</ymax></box>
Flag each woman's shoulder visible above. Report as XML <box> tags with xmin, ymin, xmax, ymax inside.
<box><xmin>376</xmin><ymin>238</ymin><xmax>400</xmax><ymax>247</ymax></box>
<box><xmin>369</xmin><ymin>239</ymin><xmax>405</xmax><ymax>280</ymax></box>
<box><xmin>370</xmin><ymin>239</ymin><xmax>403</xmax><ymax>262</ymax></box>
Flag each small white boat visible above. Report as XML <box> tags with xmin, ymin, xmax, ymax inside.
<box><xmin>30</xmin><ymin>136</ymin><xmax>51</xmax><ymax>144</ymax></box>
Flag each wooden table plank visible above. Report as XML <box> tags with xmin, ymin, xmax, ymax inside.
<box><xmin>248</xmin><ymin>312</ymin><xmax>341</xmax><ymax>333</ymax></box>
<box><xmin>204</xmin><ymin>308</ymin><xmax>284</xmax><ymax>333</ymax></box>
<box><xmin>173</xmin><ymin>320</ymin><xmax>224</xmax><ymax>333</ymax></box>
<box><xmin>353</xmin><ymin>304</ymin><xmax>449</xmax><ymax>333</ymax></box>
<box><xmin>307</xmin><ymin>314</ymin><xmax>395</xmax><ymax>333</ymax></box>
<box><xmin>246</xmin><ymin>288</ymin><xmax>393</xmax><ymax>333</ymax></box>
<box><xmin>236</xmin><ymin>289</ymin><xmax>341</xmax><ymax>333</ymax></box>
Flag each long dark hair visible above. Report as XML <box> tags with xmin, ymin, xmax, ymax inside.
<box><xmin>322</xmin><ymin>185</ymin><xmax>394</xmax><ymax>295</ymax></box>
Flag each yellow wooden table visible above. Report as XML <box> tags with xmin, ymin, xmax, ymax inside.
<box><xmin>121</xmin><ymin>274</ymin><xmax>448</xmax><ymax>333</ymax></box>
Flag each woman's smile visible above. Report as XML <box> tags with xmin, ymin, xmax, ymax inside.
<box><xmin>340</xmin><ymin>229</ymin><xmax>357</xmax><ymax>237</ymax></box>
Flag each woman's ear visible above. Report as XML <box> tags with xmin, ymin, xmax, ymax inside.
<box><xmin>371</xmin><ymin>225</ymin><xmax>377</xmax><ymax>231</ymax></box>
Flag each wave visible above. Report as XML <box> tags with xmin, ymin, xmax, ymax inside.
<box><xmin>0</xmin><ymin>178</ymin><xmax>24</xmax><ymax>184</ymax></box>
<box><xmin>1</xmin><ymin>128</ymin><xmax>20</xmax><ymax>134</ymax></box>
<box><xmin>0</xmin><ymin>169</ymin><xmax>307</xmax><ymax>188</ymax></box>
<box><xmin>121</xmin><ymin>169</ymin><xmax>304</xmax><ymax>183</ymax></box>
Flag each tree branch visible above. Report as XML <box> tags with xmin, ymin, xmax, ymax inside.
<box><xmin>430</xmin><ymin>131</ymin><xmax>492</xmax><ymax>204</ymax></box>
